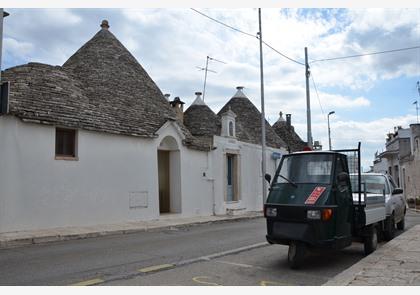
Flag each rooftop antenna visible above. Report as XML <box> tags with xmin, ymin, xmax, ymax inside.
<box><xmin>196</xmin><ymin>55</ymin><xmax>226</xmax><ymax>101</ymax></box>
<box><xmin>415</xmin><ymin>81</ymin><xmax>420</xmax><ymax>123</ymax></box>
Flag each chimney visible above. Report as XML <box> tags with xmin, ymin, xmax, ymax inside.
<box><xmin>191</xmin><ymin>91</ymin><xmax>206</xmax><ymax>106</ymax></box>
<box><xmin>233</xmin><ymin>86</ymin><xmax>247</xmax><ymax>98</ymax></box>
<box><xmin>164</xmin><ymin>93</ymin><xmax>170</xmax><ymax>101</ymax></box>
<box><xmin>169</xmin><ymin>96</ymin><xmax>185</xmax><ymax>123</ymax></box>
<box><xmin>100</xmin><ymin>20</ymin><xmax>110</xmax><ymax>30</ymax></box>
<box><xmin>286</xmin><ymin>114</ymin><xmax>291</xmax><ymax>128</ymax></box>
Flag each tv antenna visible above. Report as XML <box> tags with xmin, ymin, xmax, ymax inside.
<box><xmin>196</xmin><ymin>55</ymin><xmax>226</xmax><ymax>101</ymax></box>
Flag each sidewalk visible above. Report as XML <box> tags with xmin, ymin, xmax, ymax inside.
<box><xmin>0</xmin><ymin>212</ymin><xmax>263</xmax><ymax>249</ymax></box>
<box><xmin>325</xmin><ymin>222</ymin><xmax>420</xmax><ymax>285</ymax></box>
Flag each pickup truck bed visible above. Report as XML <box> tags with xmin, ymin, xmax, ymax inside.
<box><xmin>353</xmin><ymin>193</ymin><xmax>386</xmax><ymax>226</ymax></box>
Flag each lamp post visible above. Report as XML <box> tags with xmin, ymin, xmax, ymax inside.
<box><xmin>328</xmin><ymin>111</ymin><xmax>335</xmax><ymax>150</ymax></box>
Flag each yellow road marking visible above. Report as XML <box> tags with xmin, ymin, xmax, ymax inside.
<box><xmin>71</xmin><ymin>278</ymin><xmax>104</xmax><ymax>286</ymax></box>
<box><xmin>260</xmin><ymin>280</ymin><xmax>289</xmax><ymax>286</ymax></box>
<box><xmin>192</xmin><ymin>276</ymin><xmax>220</xmax><ymax>286</ymax></box>
<box><xmin>138</xmin><ymin>263</ymin><xmax>174</xmax><ymax>273</ymax></box>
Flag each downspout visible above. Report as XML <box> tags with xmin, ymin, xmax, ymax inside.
<box><xmin>206</xmin><ymin>146</ymin><xmax>216</xmax><ymax>216</ymax></box>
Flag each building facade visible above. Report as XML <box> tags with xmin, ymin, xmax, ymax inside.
<box><xmin>373</xmin><ymin>124</ymin><xmax>420</xmax><ymax>200</ymax></box>
<box><xmin>0</xmin><ymin>21</ymin><xmax>287</xmax><ymax>233</ymax></box>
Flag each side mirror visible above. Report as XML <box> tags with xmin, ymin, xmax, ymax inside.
<box><xmin>392</xmin><ymin>188</ymin><xmax>403</xmax><ymax>195</ymax></box>
<box><xmin>264</xmin><ymin>173</ymin><xmax>271</xmax><ymax>184</ymax></box>
<box><xmin>337</xmin><ymin>172</ymin><xmax>350</xmax><ymax>183</ymax></box>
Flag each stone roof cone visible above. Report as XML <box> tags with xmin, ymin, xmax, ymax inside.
<box><xmin>217</xmin><ymin>86</ymin><xmax>286</xmax><ymax>148</ymax></box>
<box><xmin>184</xmin><ymin>92</ymin><xmax>219</xmax><ymax>141</ymax></box>
<box><xmin>2</xmin><ymin>20</ymin><xmax>213</xmax><ymax>151</ymax></box>
<box><xmin>61</xmin><ymin>20</ymin><xmax>177</xmax><ymax>135</ymax></box>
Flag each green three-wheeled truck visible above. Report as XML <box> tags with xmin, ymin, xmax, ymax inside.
<box><xmin>264</xmin><ymin>143</ymin><xmax>387</xmax><ymax>269</ymax></box>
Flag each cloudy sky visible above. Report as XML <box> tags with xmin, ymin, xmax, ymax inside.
<box><xmin>2</xmin><ymin>7</ymin><xmax>420</xmax><ymax>170</ymax></box>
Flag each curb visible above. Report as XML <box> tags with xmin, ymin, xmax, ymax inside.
<box><xmin>0</xmin><ymin>213</ymin><xmax>263</xmax><ymax>250</ymax></box>
<box><xmin>323</xmin><ymin>224</ymin><xmax>420</xmax><ymax>286</ymax></box>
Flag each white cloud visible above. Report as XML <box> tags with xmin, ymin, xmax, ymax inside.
<box><xmin>4</xmin><ymin>37</ymin><xmax>34</xmax><ymax>59</ymax></box>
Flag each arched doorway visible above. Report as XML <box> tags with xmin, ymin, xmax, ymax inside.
<box><xmin>158</xmin><ymin>136</ymin><xmax>181</xmax><ymax>214</ymax></box>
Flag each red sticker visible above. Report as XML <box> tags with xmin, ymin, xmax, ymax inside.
<box><xmin>305</xmin><ymin>186</ymin><xmax>326</xmax><ymax>205</ymax></box>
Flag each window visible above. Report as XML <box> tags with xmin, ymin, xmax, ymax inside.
<box><xmin>55</xmin><ymin>128</ymin><xmax>77</xmax><ymax>158</ymax></box>
<box><xmin>228</xmin><ymin>121</ymin><xmax>234</xmax><ymax>137</ymax></box>
<box><xmin>274</xmin><ymin>154</ymin><xmax>334</xmax><ymax>185</ymax></box>
<box><xmin>350</xmin><ymin>175</ymin><xmax>389</xmax><ymax>194</ymax></box>
<box><xmin>226</xmin><ymin>154</ymin><xmax>239</xmax><ymax>202</ymax></box>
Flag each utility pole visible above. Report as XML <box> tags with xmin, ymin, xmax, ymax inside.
<box><xmin>305</xmin><ymin>47</ymin><xmax>313</xmax><ymax>148</ymax></box>
<box><xmin>328</xmin><ymin>111</ymin><xmax>335</xmax><ymax>150</ymax></box>
<box><xmin>258</xmin><ymin>8</ymin><xmax>267</xmax><ymax>205</ymax></box>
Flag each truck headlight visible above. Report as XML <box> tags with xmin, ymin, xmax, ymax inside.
<box><xmin>307</xmin><ymin>210</ymin><xmax>321</xmax><ymax>220</ymax></box>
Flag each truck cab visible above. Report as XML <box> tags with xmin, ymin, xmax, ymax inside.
<box><xmin>264</xmin><ymin>145</ymin><xmax>386</xmax><ymax>269</ymax></box>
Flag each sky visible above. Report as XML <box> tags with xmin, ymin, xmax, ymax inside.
<box><xmin>2</xmin><ymin>6</ymin><xmax>420</xmax><ymax>170</ymax></box>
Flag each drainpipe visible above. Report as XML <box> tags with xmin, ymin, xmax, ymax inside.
<box><xmin>206</xmin><ymin>150</ymin><xmax>216</xmax><ymax>215</ymax></box>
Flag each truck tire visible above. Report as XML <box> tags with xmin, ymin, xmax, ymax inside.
<box><xmin>288</xmin><ymin>241</ymin><xmax>306</xmax><ymax>269</ymax></box>
<box><xmin>383</xmin><ymin>214</ymin><xmax>395</xmax><ymax>241</ymax></box>
<box><xmin>364</xmin><ymin>226</ymin><xmax>378</xmax><ymax>255</ymax></box>
<box><xmin>397</xmin><ymin>215</ymin><xmax>405</xmax><ymax>230</ymax></box>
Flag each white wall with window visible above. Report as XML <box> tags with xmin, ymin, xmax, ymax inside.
<box><xmin>211</xmin><ymin>135</ymin><xmax>286</xmax><ymax>215</ymax></box>
<box><xmin>0</xmin><ymin>116</ymin><xmax>213</xmax><ymax>233</ymax></box>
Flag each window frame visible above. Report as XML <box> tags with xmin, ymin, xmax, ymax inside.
<box><xmin>55</xmin><ymin>127</ymin><xmax>78</xmax><ymax>160</ymax></box>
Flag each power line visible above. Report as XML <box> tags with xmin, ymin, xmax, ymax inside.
<box><xmin>190</xmin><ymin>8</ymin><xmax>304</xmax><ymax>66</ymax></box>
<box><xmin>261</xmin><ymin>41</ymin><xmax>305</xmax><ymax>66</ymax></box>
<box><xmin>310</xmin><ymin>73</ymin><xmax>326</xmax><ymax>118</ymax></box>
<box><xmin>190</xmin><ymin>8</ymin><xmax>255</xmax><ymax>38</ymax></box>
<box><xmin>310</xmin><ymin>45</ymin><xmax>420</xmax><ymax>64</ymax></box>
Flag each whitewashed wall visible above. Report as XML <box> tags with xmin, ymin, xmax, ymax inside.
<box><xmin>0</xmin><ymin>116</ymin><xmax>285</xmax><ymax>233</ymax></box>
<box><xmin>0</xmin><ymin>117</ymin><xmax>213</xmax><ymax>233</ymax></box>
<box><xmin>211</xmin><ymin>135</ymin><xmax>287</xmax><ymax>215</ymax></box>
<box><xmin>155</xmin><ymin>122</ymin><xmax>213</xmax><ymax>217</ymax></box>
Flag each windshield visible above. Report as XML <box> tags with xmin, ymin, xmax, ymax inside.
<box><xmin>350</xmin><ymin>174</ymin><xmax>389</xmax><ymax>194</ymax></box>
<box><xmin>273</xmin><ymin>153</ymin><xmax>334</xmax><ymax>185</ymax></box>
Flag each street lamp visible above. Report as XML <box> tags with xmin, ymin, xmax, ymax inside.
<box><xmin>328</xmin><ymin>111</ymin><xmax>335</xmax><ymax>150</ymax></box>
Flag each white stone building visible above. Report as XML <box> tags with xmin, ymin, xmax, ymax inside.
<box><xmin>0</xmin><ymin>21</ymin><xmax>287</xmax><ymax>233</ymax></box>
<box><xmin>373</xmin><ymin>124</ymin><xmax>420</xmax><ymax>200</ymax></box>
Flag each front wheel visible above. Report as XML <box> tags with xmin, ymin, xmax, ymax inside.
<box><xmin>364</xmin><ymin>226</ymin><xmax>378</xmax><ymax>255</ymax></box>
<box><xmin>288</xmin><ymin>241</ymin><xmax>306</xmax><ymax>269</ymax></box>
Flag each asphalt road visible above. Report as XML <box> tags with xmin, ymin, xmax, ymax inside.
<box><xmin>103</xmin><ymin>210</ymin><xmax>420</xmax><ymax>286</ymax></box>
<box><xmin>1</xmin><ymin>210</ymin><xmax>419</xmax><ymax>286</ymax></box>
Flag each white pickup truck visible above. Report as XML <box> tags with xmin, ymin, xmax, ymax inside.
<box><xmin>350</xmin><ymin>173</ymin><xmax>407</xmax><ymax>240</ymax></box>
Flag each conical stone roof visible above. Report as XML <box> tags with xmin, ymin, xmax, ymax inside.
<box><xmin>184</xmin><ymin>93</ymin><xmax>220</xmax><ymax>148</ymax></box>
<box><xmin>2</xmin><ymin>21</ymin><xmax>210</xmax><ymax>150</ymax></box>
<box><xmin>272</xmin><ymin>114</ymin><xmax>306</xmax><ymax>152</ymax></box>
<box><xmin>217</xmin><ymin>88</ymin><xmax>286</xmax><ymax>149</ymax></box>
<box><xmin>62</xmin><ymin>22</ymin><xmax>176</xmax><ymax>136</ymax></box>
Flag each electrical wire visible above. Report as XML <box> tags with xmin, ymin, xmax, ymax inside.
<box><xmin>190</xmin><ymin>8</ymin><xmax>305</xmax><ymax>66</ymax></box>
<box><xmin>190</xmin><ymin>8</ymin><xmax>256</xmax><ymax>38</ymax></box>
<box><xmin>261</xmin><ymin>41</ymin><xmax>305</xmax><ymax>66</ymax></box>
<box><xmin>310</xmin><ymin>46</ymin><xmax>420</xmax><ymax>64</ymax></box>
<box><xmin>311</xmin><ymin>73</ymin><xmax>326</xmax><ymax>119</ymax></box>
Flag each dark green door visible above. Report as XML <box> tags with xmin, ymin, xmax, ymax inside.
<box><xmin>334</xmin><ymin>156</ymin><xmax>353</xmax><ymax>242</ymax></box>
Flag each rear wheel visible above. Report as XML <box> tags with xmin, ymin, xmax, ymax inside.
<box><xmin>364</xmin><ymin>226</ymin><xmax>378</xmax><ymax>255</ymax></box>
<box><xmin>288</xmin><ymin>241</ymin><xmax>306</xmax><ymax>269</ymax></box>
<box><xmin>397</xmin><ymin>215</ymin><xmax>405</xmax><ymax>230</ymax></box>
<box><xmin>383</xmin><ymin>214</ymin><xmax>395</xmax><ymax>241</ymax></box>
